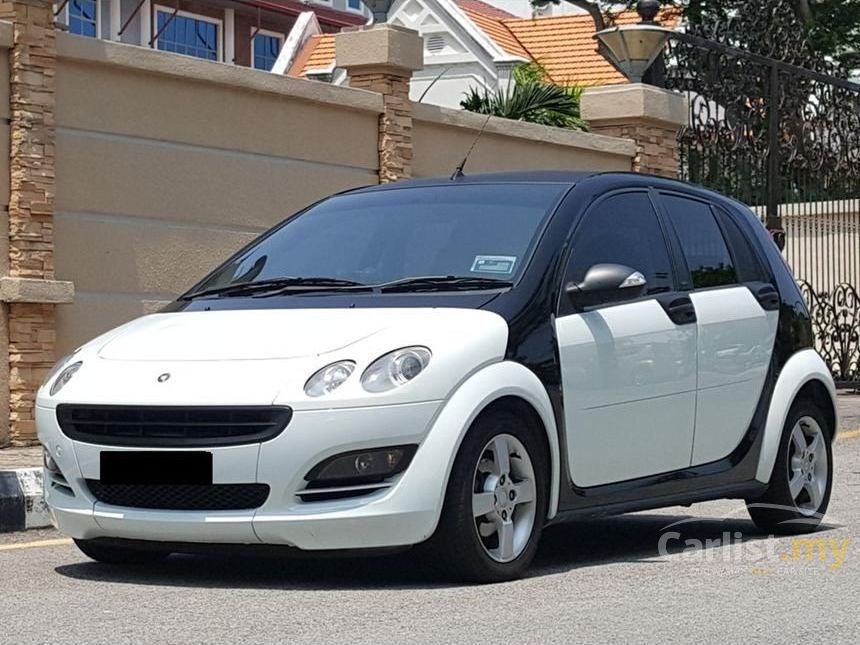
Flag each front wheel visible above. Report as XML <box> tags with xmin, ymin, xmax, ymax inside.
<box><xmin>422</xmin><ymin>409</ymin><xmax>548</xmax><ymax>583</ymax></box>
<box><xmin>746</xmin><ymin>401</ymin><xmax>833</xmax><ymax>535</ymax></box>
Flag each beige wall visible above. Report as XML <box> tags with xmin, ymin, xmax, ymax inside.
<box><xmin>780</xmin><ymin>202</ymin><xmax>860</xmax><ymax>293</ymax></box>
<box><xmin>53</xmin><ymin>34</ymin><xmax>382</xmax><ymax>353</ymax></box>
<box><xmin>47</xmin><ymin>33</ymin><xmax>636</xmax><ymax>355</ymax></box>
<box><xmin>412</xmin><ymin>103</ymin><xmax>636</xmax><ymax>177</ymax></box>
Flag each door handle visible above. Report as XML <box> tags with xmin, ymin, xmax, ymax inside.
<box><xmin>657</xmin><ymin>295</ymin><xmax>697</xmax><ymax>325</ymax></box>
<box><xmin>750</xmin><ymin>283</ymin><xmax>780</xmax><ymax>311</ymax></box>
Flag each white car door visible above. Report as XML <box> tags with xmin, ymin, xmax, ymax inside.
<box><xmin>555</xmin><ymin>191</ymin><xmax>698</xmax><ymax>487</ymax></box>
<box><xmin>658</xmin><ymin>193</ymin><xmax>779</xmax><ymax>466</ymax></box>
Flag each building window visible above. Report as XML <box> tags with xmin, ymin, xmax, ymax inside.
<box><xmin>347</xmin><ymin>0</ymin><xmax>362</xmax><ymax>11</ymax></box>
<box><xmin>68</xmin><ymin>0</ymin><xmax>98</xmax><ymax>37</ymax></box>
<box><xmin>155</xmin><ymin>9</ymin><xmax>221</xmax><ymax>61</ymax></box>
<box><xmin>252</xmin><ymin>32</ymin><xmax>283</xmax><ymax>71</ymax></box>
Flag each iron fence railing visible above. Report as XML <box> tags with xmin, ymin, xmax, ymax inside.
<box><xmin>660</xmin><ymin>0</ymin><xmax>860</xmax><ymax>387</ymax></box>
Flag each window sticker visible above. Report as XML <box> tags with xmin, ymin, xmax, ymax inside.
<box><xmin>470</xmin><ymin>255</ymin><xmax>517</xmax><ymax>275</ymax></box>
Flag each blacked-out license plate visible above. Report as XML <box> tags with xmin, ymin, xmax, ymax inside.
<box><xmin>100</xmin><ymin>451</ymin><xmax>213</xmax><ymax>485</ymax></box>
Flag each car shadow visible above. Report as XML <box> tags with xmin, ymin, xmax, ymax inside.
<box><xmin>54</xmin><ymin>512</ymin><xmax>840</xmax><ymax>591</ymax></box>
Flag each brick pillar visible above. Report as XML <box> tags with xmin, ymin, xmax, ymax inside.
<box><xmin>335</xmin><ymin>25</ymin><xmax>423</xmax><ymax>183</ymax></box>
<box><xmin>581</xmin><ymin>83</ymin><xmax>688</xmax><ymax>178</ymax></box>
<box><xmin>0</xmin><ymin>0</ymin><xmax>73</xmax><ymax>446</ymax></box>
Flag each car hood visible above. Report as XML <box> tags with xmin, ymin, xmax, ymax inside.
<box><xmin>98</xmin><ymin>309</ymin><xmax>391</xmax><ymax>361</ymax></box>
<box><xmin>43</xmin><ymin>308</ymin><xmax>510</xmax><ymax>410</ymax></box>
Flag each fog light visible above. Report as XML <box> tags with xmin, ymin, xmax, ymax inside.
<box><xmin>306</xmin><ymin>445</ymin><xmax>417</xmax><ymax>485</ymax></box>
<box><xmin>43</xmin><ymin>448</ymin><xmax>60</xmax><ymax>474</ymax></box>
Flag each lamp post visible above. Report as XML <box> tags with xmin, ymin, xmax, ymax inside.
<box><xmin>594</xmin><ymin>0</ymin><xmax>671</xmax><ymax>83</ymax></box>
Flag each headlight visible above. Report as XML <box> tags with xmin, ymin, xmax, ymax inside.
<box><xmin>49</xmin><ymin>361</ymin><xmax>83</xmax><ymax>396</ymax></box>
<box><xmin>304</xmin><ymin>360</ymin><xmax>356</xmax><ymax>397</ymax></box>
<box><xmin>41</xmin><ymin>351</ymin><xmax>78</xmax><ymax>390</ymax></box>
<box><xmin>361</xmin><ymin>347</ymin><xmax>431</xmax><ymax>393</ymax></box>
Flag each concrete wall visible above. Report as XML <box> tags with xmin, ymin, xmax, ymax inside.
<box><xmin>53</xmin><ymin>33</ymin><xmax>382</xmax><ymax>353</ymax></box>
<box><xmin>46</xmin><ymin>31</ymin><xmax>635</xmax><ymax>355</ymax></box>
<box><xmin>412</xmin><ymin>103</ymin><xmax>636</xmax><ymax>176</ymax></box>
<box><xmin>753</xmin><ymin>201</ymin><xmax>860</xmax><ymax>293</ymax></box>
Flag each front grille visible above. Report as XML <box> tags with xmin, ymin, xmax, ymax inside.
<box><xmin>57</xmin><ymin>405</ymin><xmax>292</xmax><ymax>447</ymax></box>
<box><xmin>86</xmin><ymin>481</ymin><xmax>270</xmax><ymax>510</ymax></box>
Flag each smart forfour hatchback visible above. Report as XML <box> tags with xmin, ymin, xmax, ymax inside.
<box><xmin>37</xmin><ymin>172</ymin><xmax>838</xmax><ymax>582</ymax></box>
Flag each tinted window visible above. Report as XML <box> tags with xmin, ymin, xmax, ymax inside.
<box><xmin>714</xmin><ymin>207</ymin><xmax>770</xmax><ymax>283</ymax></box>
<box><xmin>662</xmin><ymin>194</ymin><xmax>737</xmax><ymax>289</ymax></box>
<box><xmin>194</xmin><ymin>184</ymin><xmax>566</xmax><ymax>291</ymax></box>
<box><xmin>566</xmin><ymin>192</ymin><xmax>673</xmax><ymax>295</ymax></box>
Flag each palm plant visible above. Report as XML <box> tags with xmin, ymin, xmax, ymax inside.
<box><xmin>460</xmin><ymin>62</ymin><xmax>589</xmax><ymax>131</ymax></box>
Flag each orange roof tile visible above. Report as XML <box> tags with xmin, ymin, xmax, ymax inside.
<box><xmin>459</xmin><ymin>3</ymin><xmax>529</xmax><ymax>59</ymax></box>
<box><xmin>457</xmin><ymin>0</ymin><xmax>517</xmax><ymax>20</ymax></box>
<box><xmin>288</xmin><ymin>33</ymin><xmax>336</xmax><ymax>77</ymax></box>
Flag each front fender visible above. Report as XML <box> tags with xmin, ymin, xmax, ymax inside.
<box><xmin>397</xmin><ymin>360</ymin><xmax>561</xmax><ymax>540</ymax></box>
<box><xmin>755</xmin><ymin>349</ymin><xmax>838</xmax><ymax>483</ymax></box>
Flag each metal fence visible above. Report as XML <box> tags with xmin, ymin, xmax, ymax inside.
<box><xmin>661</xmin><ymin>0</ymin><xmax>860</xmax><ymax>387</ymax></box>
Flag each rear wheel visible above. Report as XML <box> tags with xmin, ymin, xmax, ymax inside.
<box><xmin>423</xmin><ymin>409</ymin><xmax>548</xmax><ymax>583</ymax></box>
<box><xmin>746</xmin><ymin>401</ymin><xmax>833</xmax><ymax>534</ymax></box>
<box><xmin>74</xmin><ymin>539</ymin><xmax>170</xmax><ymax>565</ymax></box>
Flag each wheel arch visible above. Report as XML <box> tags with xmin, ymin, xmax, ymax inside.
<box><xmin>419</xmin><ymin>361</ymin><xmax>562</xmax><ymax>524</ymax></box>
<box><xmin>756</xmin><ymin>349</ymin><xmax>838</xmax><ymax>483</ymax></box>
<box><xmin>794</xmin><ymin>379</ymin><xmax>837</xmax><ymax>440</ymax></box>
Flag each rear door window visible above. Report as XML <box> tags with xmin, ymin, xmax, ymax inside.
<box><xmin>661</xmin><ymin>194</ymin><xmax>738</xmax><ymax>289</ymax></box>
<box><xmin>713</xmin><ymin>207</ymin><xmax>771</xmax><ymax>283</ymax></box>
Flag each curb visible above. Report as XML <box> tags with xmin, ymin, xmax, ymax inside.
<box><xmin>0</xmin><ymin>468</ymin><xmax>51</xmax><ymax>533</ymax></box>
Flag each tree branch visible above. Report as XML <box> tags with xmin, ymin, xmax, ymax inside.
<box><xmin>559</xmin><ymin>0</ymin><xmax>607</xmax><ymax>31</ymax></box>
<box><xmin>795</xmin><ymin>0</ymin><xmax>814</xmax><ymax>23</ymax></box>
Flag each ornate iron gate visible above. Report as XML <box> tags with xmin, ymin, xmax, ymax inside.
<box><xmin>661</xmin><ymin>0</ymin><xmax>860</xmax><ymax>387</ymax></box>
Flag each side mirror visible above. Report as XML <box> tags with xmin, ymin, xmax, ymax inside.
<box><xmin>565</xmin><ymin>263</ymin><xmax>648</xmax><ymax>309</ymax></box>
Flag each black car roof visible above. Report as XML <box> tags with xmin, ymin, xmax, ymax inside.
<box><xmin>348</xmin><ymin>170</ymin><xmax>734</xmax><ymax>197</ymax></box>
<box><xmin>351</xmin><ymin>171</ymin><xmax>599</xmax><ymax>192</ymax></box>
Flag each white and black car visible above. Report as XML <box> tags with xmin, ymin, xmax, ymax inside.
<box><xmin>38</xmin><ymin>172</ymin><xmax>838</xmax><ymax>582</ymax></box>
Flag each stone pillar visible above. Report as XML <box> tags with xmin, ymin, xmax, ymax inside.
<box><xmin>0</xmin><ymin>0</ymin><xmax>73</xmax><ymax>446</ymax></box>
<box><xmin>335</xmin><ymin>25</ymin><xmax>423</xmax><ymax>183</ymax></box>
<box><xmin>581</xmin><ymin>83</ymin><xmax>688</xmax><ymax>178</ymax></box>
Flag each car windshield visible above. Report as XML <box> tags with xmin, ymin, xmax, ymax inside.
<box><xmin>188</xmin><ymin>183</ymin><xmax>566</xmax><ymax>296</ymax></box>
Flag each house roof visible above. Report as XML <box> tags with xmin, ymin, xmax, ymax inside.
<box><xmin>457</xmin><ymin>0</ymin><xmax>530</xmax><ymax>59</ymax></box>
<box><xmin>288</xmin><ymin>33</ymin><xmax>337</xmax><ymax>76</ymax></box>
<box><xmin>288</xmin><ymin>2</ymin><xmax>679</xmax><ymax>85</ymax></box>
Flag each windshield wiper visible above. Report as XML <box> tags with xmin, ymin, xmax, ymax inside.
<box><xmin>182</xmin><ymin>277</ymin><xmax>368</xmax><ymax>300</ymax></box>
<box><xmin>378</xmin><ymin>275</ymin><xmax>513</xmax><ymax>293</ymax></box>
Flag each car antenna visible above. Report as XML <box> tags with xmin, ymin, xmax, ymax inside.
<box><xmin>451</xmin><ymin>113</ymin><xmax>493</xmax><ymax>181</ymax></box>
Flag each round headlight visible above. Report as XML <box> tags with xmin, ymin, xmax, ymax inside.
<box><xmin>304</xmin><ymin>360</ymin><xmax>356</xmax><ymax>397</ymax></box>
<box><xmin>49</xmin><ymin>361</ymin><xmax>83</xmax><ymax>396</ymax></box>
<box><xmin>361</xmin><ymin>347</ymin><xmax>431</xmax><ymax>393</ymax></box>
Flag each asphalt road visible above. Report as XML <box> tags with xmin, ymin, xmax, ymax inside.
<box><xmin>2</xmin><ymin>435</ymin><xmax>860</xmax><ymax>644</ymax></box>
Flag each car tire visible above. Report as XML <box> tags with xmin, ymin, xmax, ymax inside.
<box><xmin>74</xmin><ymin>539</ymin><xmax>170</xmax><ymax>565</ymax></box>
<box><xmin>746</xmin><ymin>400</ymin><xmax>833</xmax><ymax>535</ymax></box>
<box><xmin>422</xmin><ymin>408</ymin><xmax>548</xmax><ymax>583</ymax></box>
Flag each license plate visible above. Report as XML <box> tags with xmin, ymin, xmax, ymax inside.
<box><xmin>100</xmin><ymin>451</ymin><xmax>213</xmax><ymax>485</ymax></box>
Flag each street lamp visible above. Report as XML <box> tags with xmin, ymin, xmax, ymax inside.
<box><xmin>594</xmin><ymin>0</ymin><xmax>672</xmax><ymax>83</ymax></box>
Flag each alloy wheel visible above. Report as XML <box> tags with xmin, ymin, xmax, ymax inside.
<box><xmin>471</xmin><ymin>433</ymin><xmax>537</xmax><ymax>563</ymax></box>
<box><xmin>787</xmin><ymin>416</ymin><xmax>828</xmax><ymax>516</ymax></box>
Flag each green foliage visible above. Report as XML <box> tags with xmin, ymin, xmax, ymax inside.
<box><xmin>460</xmin><ymin>62</ymin><xmax>589</xmax><ymax>131</ymax></box>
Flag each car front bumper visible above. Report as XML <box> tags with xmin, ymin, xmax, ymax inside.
<box><xmin>37</xmin><ymin>400</ymin><xmax>446</xmax><ymax>551</ymax></box>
